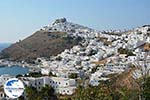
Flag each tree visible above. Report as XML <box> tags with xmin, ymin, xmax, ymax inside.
<box><xmin>143</xmin><ymin>77</ymin><xmax>150</xmax><ymax>100</ymax></box>
<box><xmin>25</xmin><ymin>72</ymin><xmax>43</xmax><ymax>77</ymax></box>
<box><xmin>118</xmin><ymin>47</ymin><xmax>135</xmax><ymax>56</ymax></box>
<box><xmin>115</xmin><ymin>87</ymin><xmax>139</xmax><ymax>100</ymax></box>
<box><xmin>69</xmin><ymin>73</ymin><xmax>78</xmax><ymax>79</ymax></box>
<box><xmin>24</xmin><ymin>85</ymin><xmax>57</xmax><ymax>100</ymax></box>
<box><xmin>16</xmin><ymin>74</ymin><xmax>23</xmax><ymax>78</ymax></box>
<box><xmin>56</xmin><ymin>56</ymin><xmax>62</xmax><ymax>61</ymax></box>
<box><xmin>91</xmin><ymin>67</ymin><xmax>97</xmax><ymax>73</ymax></box>
<box><xmin>39</xmin><ymin>85</ymin><xmax>55</xmax><ymax>100</ymax></box>
<box><xmin>72</xmin><ymin>84</ymin><xmax>113</xmax><ymax>100</ymax></box>
<box><xmin>49</xmin><ymin>72</ymin><xmax>56</xmax><ymax>77</ymax></box>
<box><xmin>25</xmin><ymin>87</ymin><xmax>38</xmax><ymax>100</ymax></box>
<box><xmin>18</xmin><ymin>96</ymin><xmax>25</xmax><ymax>100</ymax></box>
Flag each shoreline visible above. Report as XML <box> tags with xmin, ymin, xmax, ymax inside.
<box><xmin>0</xmin><ymin>66</ymin><xmax>29</xmax><ymax>76</ymax></box>
<box><xmin>0</xmin><ymin>59</ymin><xmax>36</xmax><ymax>68</ymax></box>
<box><xmin>0</xmin><ymin>59</ymin><xmax>41</xmax><ymax>74</ymax></box>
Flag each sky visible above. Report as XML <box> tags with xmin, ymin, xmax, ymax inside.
<box><xmin>0</xmin><ymin>0</ymin><xmax>150</xmax><ymax>43</ymax></box>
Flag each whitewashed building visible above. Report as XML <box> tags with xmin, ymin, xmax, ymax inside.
<box><xmin>21</xmin><ymin>76</ymin><xmax>76</xmax><ymax>95</ymax></box>
<box><xmin>41</xmin><ymin>68</ymin><xmax>51</xmax><ymax>75</ymax></box>
<box><xmin>128</xmin><ymin>56</ymin><xmax>137</xmax><ymax>63</ymax></box>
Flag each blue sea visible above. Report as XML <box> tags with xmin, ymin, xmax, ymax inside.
<box><xmin>0</xmin><ymin>43</ymin><xmax>29</xmax><ymax>76</ymax></box>
<box><xmin>0</xmin><ymin>66</ymin><xmax>29</xmax><ymax>76</ymax></box>
<box><xmin>0</xmin><ymin>43</ymin><xmax>11</xmax><ymax>52</ymax></box>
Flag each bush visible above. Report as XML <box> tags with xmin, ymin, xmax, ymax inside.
<box><xmin>49</xmin><ymin>72</ymin><xmax>57</xmax><ymax>77</ymax></box>
<box><xmin>72</xmin><ymin>84</ymin><xmax>139</xmax><ymax>100</ymax></box>
<box><xmin>56</xmin><ymin>56</ymin><xmax>62</xmax><ymax>61</ymax></box>
<box><xmin>25</xmin><ymin>72</ymin><xmax>43</xmax><ymax>77</ymax></box>
<box><xmin>69</xmin><ymin>73</ymin><xmax>78</xmax><ymax>79</ymax></box>
<box><xmin>23</xmin><ymin>85</ymin><xmax>57</xmax><ymax>100</ymax></box>
<box><xmin>118</xmin><ymin>47</ymin><xmax>135</xmax><ymax>56</ymax></box>
<box><xmin>91</xmin><ymin>67</ymin><xmax>97</xmax><ymax>73</ymax></box>
<box><xmin>72</xmin><ymin>85</ymin><xmax>113</xmax><ymax>100</ymax></box>
<box><xmin>16</xmin><ymin>74</ymin><xmax>23</xmax><ymax>78</ymax></box>
<box><xmin>143</xmin><ymin>77</ymin><xmax>150</xmax><ymax>100</ymax></box>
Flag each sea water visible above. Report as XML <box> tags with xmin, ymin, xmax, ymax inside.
<box><xmin>0</xmin><ymin>66</ymin><xmax>29</xmax><ymax>76</ymax></box>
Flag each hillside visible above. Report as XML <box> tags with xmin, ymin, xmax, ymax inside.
<box><xmin>0</xmin><ymin>18</ymin><xmax>149</xmax><ymax>64</ymax></box>
<box><xmin>0</xmin><ymin>18</ymin><xmax>83</xmax><ymax>62</ymax></box>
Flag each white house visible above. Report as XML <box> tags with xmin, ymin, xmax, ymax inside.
<box><xmin>41</xmin><ymin>68</ymin><xmax>51</xmax><ymax>75</ymax></box>
<box><xmin>128</xmin><ymin>56</ymin><xmax>137</xmax><ymax>63</ymax></box>
<box><xmin>21</xmin><ymin>76</ymin><xmax>76</xmax><ymax>95</ymax></box>
<box><xmin>137</xmin><ymin>52</ymin><xmax>146</xmax><ymax>59</ymax></box>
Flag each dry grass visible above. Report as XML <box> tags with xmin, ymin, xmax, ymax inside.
<box><xmin>1</xmin><ymin>31</ymin><xmax>81</xmax><ymax>62</ymax></box>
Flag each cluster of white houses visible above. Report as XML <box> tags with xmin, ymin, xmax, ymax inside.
<box><xmin>39</xmin><ymin>19</ymin><xmax>150</xmax><ymax>86</ymax></box>
<box><xmin>0</xmin><ymin>18</ymin><xmax>150</xmax><ymax>99</ymax></box>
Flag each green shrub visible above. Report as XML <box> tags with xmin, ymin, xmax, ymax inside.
<box><xmin>69</xmin><ymin>73</ymin><xmax>78</xmax><ymax>79</ymax></box>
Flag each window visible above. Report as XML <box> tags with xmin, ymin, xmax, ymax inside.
<box><xmin>39</xmin><ymin>82</ymin><xmax>40</xmax><ymax>85</ymax></box>
<box><xmin>50</xmin><ymin>81</ymin><xmax>51</xmax><ymax>83</ymax></box>
<box><xmin>66</xmin><ymin>83</ymin><xmax>68</xmax><ymax>85</ymax></box>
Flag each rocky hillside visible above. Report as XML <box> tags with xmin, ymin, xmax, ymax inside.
<box><xmin>1</xmin><ymin>18</ymin><xmax>150</xmax><ymax>64</ymax></box>
<box><xmin>0</xmin><ymin>18</ymin><xmax>83</xmax><ymax>62</ymax></box>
